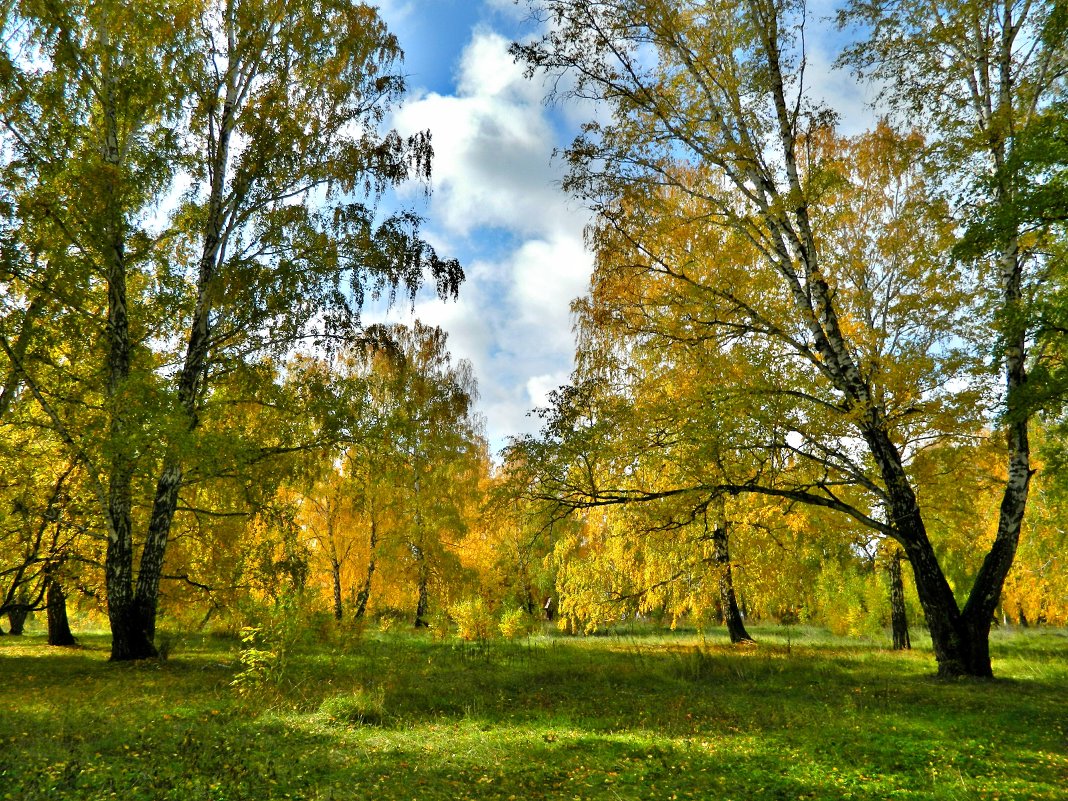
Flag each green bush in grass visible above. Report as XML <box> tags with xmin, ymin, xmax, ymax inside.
<box><xmin>318</xmin><ymin>686</ymin><xmax>386</xmax><ymax>726</ymax></box>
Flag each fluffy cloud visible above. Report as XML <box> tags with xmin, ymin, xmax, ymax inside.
<box><xmin>393</xmin><ymin>29</ymin><xmax>575</xmax><ymax>239</ymax></box>
<box><xmin>482</xmin><ymin>0</ymin><xmax>530</xmax><ymax>21</ymax></box>
<box><xmin>382</xmin><ymin>27</ymin><xmax>593</xmax><ymax>454</ymax></box>
<box><xmin>373</xmin><ymin>5</ymin><xmax>876</xmax><ymax>456</ymax></box>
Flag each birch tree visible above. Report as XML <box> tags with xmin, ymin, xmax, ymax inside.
<box><xmin>0</xmin><ymin>0</ymin><xmax>461</xmax><ymax>659</ymax></box>
<box><xmin>515</xmin><ymin>0</ymin><xmax>1064</xmax><ymax>676</ymax></box>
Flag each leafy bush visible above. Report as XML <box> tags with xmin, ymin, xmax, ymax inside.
<box><xmin>498</xmin><ymin>607</ymin><xmax>536</xmax><ymax>639</ymax></box>
<box><xmin>450</xmin><ymin>597</ymin><xmax>495</xmax><ymax>642</ymax></box>
<box><xmin>318</xmin><ymin>686</ymin><xmax>386</xmax><ymax>726</ymax></box>
<box><xmin>155</xmin><ymin>629</ymin><xmax>181</xmax><ymax>661</ymax></box>
<box><xmin>230</xmin><ymin>625</ymin><xmax>285</xmax><ymax>694</ymax></box>
<box><xmin>428</xmin><ymin>607</ymin><xmax>453</xmax><ymax>640</ymax></box>
<box><xmin>229</xmin><ymin>598</ymin><xmax>303</xmax><ymax>694</ymax></box>
<box><xmin>812</xmin><ymin>567</ymin><xmax>886</xmax><ymax>638</ymax></box>
<box><xmin>375</xmin><ymin>607</ymin><xmax>409</xmax><ymax>633</ymax></box>
<box><xmin>302</xmin><ymin>611</ymin><xmax>338</xmax><ymax>644</ymax></box>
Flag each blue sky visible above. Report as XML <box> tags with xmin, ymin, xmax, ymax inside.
<box><xmin>370</xmin><ymin>0</ymin><xmax>874</xmax><ymax>455</ymax></box>
<box><xmin>371</xmin><ymin>0</ymin><xmax>595</xmax><ymax>456</ymax></box>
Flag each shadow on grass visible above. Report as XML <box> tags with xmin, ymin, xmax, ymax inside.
<box><xmin>2</xmin><ymin>626</ymin><xmax>1066</xmax><ymax>800</ymax></box>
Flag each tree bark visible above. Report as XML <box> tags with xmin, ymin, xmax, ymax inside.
<box><xmin>7</xmin><ymin>607</ymin><xmax>28</xmax><ymax>636</ymax></box>
<box><xmin>46</xmin><ymin>579</ymin><xmax>77</xmax><ymax>647</ymax></box>
<box><xmin>331</xmin><ymin>556</ymin><xmax>344</xmax><ymax>621</ymax></box>
<box><xmin>413</xmin><ymin>545</ymin><xmax>430</xmax><ymax>628</ymax></box>
<box><xmin>114</xmin><ymin>34</ymin><xmax>242</xmax><ymax>658</ymax></box>
<box><xmin>888</xmin><ymin>549</ymin><xmax>910</xmax><ymax>651</ymax></box>
<box><xmin>135</xmin><ymin>463</ymin><xmax>182</xmax><ymax>643</ymax></box>
<box><xmin>99</xmin><ymin>48</ymin><xmax>158</xmax><ymax>662</ymax></box>
<box><xmin>864</xmin><ymin>424</ymin><xmax>986</xmax><ymax>675</ymax></box>
<box><xmin>955</xmin><ymin>249</ymin><xmax>1031</xmax><ymax>674</ymax></box>
<box><xmin>0</xmin><ymin>295</ymin><xmax>45</xmax><ymax>422</ymax></box>
<box><xmin>709</xmin><ymin>516</ymin><xmax>753</xmax><ymax>644</ymax></box>
<box><xmin>766</xmin><ymin>3</ymin><xmax>1014</xmax><ymax>678</ymax></box>
<box><xmin>523</xmin><ymin>581</ymin><xmax>536</xmax><ymax>616</ymax></box>
<box><xmin>353</xmin><ymin>519</ymin><xmax>378</xmax><ymax>620</ymax></box>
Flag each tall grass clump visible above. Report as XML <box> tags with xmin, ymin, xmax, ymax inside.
<box><xmin>318</xmin><ymin>686</ymin><xmax>386</xmax><ymax>726</ymax></box>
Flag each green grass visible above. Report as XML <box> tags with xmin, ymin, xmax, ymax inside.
<box><xmin>1</xmin><ymin>624</ymin><xmax>1065</xmax><ymax>800</ymax></box>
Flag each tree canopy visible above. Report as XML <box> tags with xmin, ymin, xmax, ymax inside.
<box><xmin>0</xmin><ymin>0</ymin><xmax>1066</xmax><ymax>681</ymax></box>
<box><xmin>510</xmin><ymin>0</ymin><xmax>1067</xmax><ymax>677</ymax></box>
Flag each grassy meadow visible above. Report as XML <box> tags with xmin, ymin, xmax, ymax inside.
<box><xmin>1</xmin><ymin>623</ymin><xmax>1065</xmax><ymax>800</ymax></box>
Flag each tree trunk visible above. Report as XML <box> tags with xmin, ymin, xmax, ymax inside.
<box><xmin>135</xmin><ymin>463</ymin><xmax>182</xmax><ymax>643</ymax></box>
<box><xmin>46</xmin><ymin>580</ymin><xmax>77</xmax><ymax>647</ymax></box>
<box><xmin>414</xmin><ymin>582</ymin><xmax>429</xmax><ymax>627</ymax></box>
<box><xmin>888</xmin><ymin>549</ymin><xmax>910</xmax><ymax>651</ymax></box>
<box><xmin>523</xmin><ymin>581</ymin><xmax>536</xmax><ymax>615</ymax></box>
<box><xmin>100</xmin><ymin>62</ymin><xmax>158</xmax><ymax>662</ymax></box>
<box><xmin>106</xmin><ymin>509</ymin><xmax>157</xmax><ymax>659</ymax></box>
<box><xmin>413</xmin><ymin>545</ymin><xmax>430</xmax><ymax>628</ymax></box>
<box><xmin>331</xmin><ymin>557</ymin><xmax>344</xmax><ymax>621</ymax></box>
<box><xmin>113</xmin><ymin>49</ymin><xmax>240</xmax><ymax>659</ymax></box>
<box><xmin>866</xmin><ymin>425</ymin><xmax>989</xmax><ymax>676</ymax></box>
<box><xmin>353</xmin><ymin>519</ymin><xmax>378</xmax><ymax>620</ymax></box>
<box><xmin>109</xmin><ymin>603</ymin><xmax>157</xmax><ymax>660</ymax></box>
<box><xmin>709</xmin><ymin>517</ymin><xmax>753</xmax><ymax>644</ymax></box>
<box><xmin>7</xmin><ymin>606</ymin><xmax>28</xmax><ymax>636</ymax></box>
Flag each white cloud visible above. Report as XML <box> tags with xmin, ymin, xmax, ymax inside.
<box><xmin>379</xmin><ymin>230</ymin><xmax>592</xmax><ymax>455</ymax></box>
<box><xmin>378</xmin><ymin>26</ymin><xmax>594</xmax><ymax>454</ymax></box>
<box><xmin>392</xmin><ymin>29</ymin><xmax>575</xmax><ymax>240</ymax></box>
<box><xmin>374</xmin><ymin>0</ymin><xmax>416</xmax><ymax>22</ymax></box>
<box><xmin>526</xmin><ymin>371</ymin><xmax>569</xmax><ymax>409</ymax></box>
<box><xmin>455</xmin><ymin>28</ymin><xmax>538</xmax><ymax>101</ymax></box>
<box><xmin>370</xmin><ymin>0</ymin><xmax>898</xmax><ymax>459</ymax></box>
<box><xmin>484</xmin><ymin>0</ymin><xmax>530</xmax><ymax>22</ymax></box>
<box><xmin>507</xmin><ymin>235</ymin><xmax>590</xmax><ymax>350</ymax></box>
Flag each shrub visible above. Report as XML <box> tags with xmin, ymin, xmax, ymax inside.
<box><xmin>428</xmin><ymin>607</ymin><xmax>453</xmax><ymax>641</ymax></box>
<box><xmin>450</xmin><ymin>597</ymin><xmax>495</xmax><ymax>642</ymax></box>
<box><xmin>231</xmin><ymin>625</ymin><xmax>285</xmax><ymax>694</ymax></box>
<box><xmin>499</xmin><ymin>607</ymin><xmax>536</xmax><ymax>639</ymax></box>
<box><xmin>302</xmin><ymin>611</ymin><xmax>337</xmax><ymax>644</ymax></box>
<box><xmin>155</xmin><ymin>629</ymin><xmax>180</xmax><ymax>661</ymax></box>
<box><xmin>229</xmin><ymin>598</ymin><xmax>303</xmax><ymax>694</ymax></box>
<box><xmin>375</xmin><ymin>607</ymin><xmax>409</xmax><ymax>633</ymax></box>
<box><xmin>318</xmin><ymin>686</ymin><xmax>386</xmax><ymax>726</ymax></box>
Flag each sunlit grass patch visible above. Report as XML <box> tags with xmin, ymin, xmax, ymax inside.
<box><xmin>1</xmin><ymin>624</ymin><xmax>1065</xmax><ymax>799</ymax></box>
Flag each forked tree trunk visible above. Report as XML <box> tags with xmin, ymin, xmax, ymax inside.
<box><xmin>871</xmin><ymin>425</ymin><xmax>1000</xmax><ymax>677</ymax></box>
<box><xmin>331</xmin><ymin>557</ymin><xmax>344</xmax><ymax>621</ymax></box>
<box><xmin>109</xmin><ymin>603</ymin><xmax>157</xmax><ymax>660</ymax></box>
<box><xmin>107</xmin><ymin>530</ymin><xmax>157</xmax><ymax>660</ymax></box>
<box><xmin>709</xmin><ymin>520</ymin><xmax>753</xmax><ymax>644</ymax></box>
<box><xmin>107</xmin><ymin>47</ymin><xmax>242</xmax><ymax>661</ymax></box>
<box><xmin>413</xmin><ymin>545</ymin><xmax>430</xmax><ymax>628</ymax></box>
<box><xmin>891</xmin><ymin>493</ymin><xmax>972</xmax><ymax>674</ymax></box>
<box><xmin>888</xmin><ymin>549</ymin><xmax>910</xmax><ymax>651</ymax></box>
<box><xmin>353</xmin><ymin>519</ymin><xmax>378</xmax><ymax>620</ymax></box>
<box><xmin>46</xmin><ymin>580</ymin><xmax>77</xmax><ymax>647</ymax></box>
<box><xmin>101</xmin><ymin>64</ymin><xmax>158</xmax><ymax>662</ymax></box>
<box><xmin>7</xmin><ymin>606</ymin><xmax>28</xmax><ymax>636</ymax></box>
